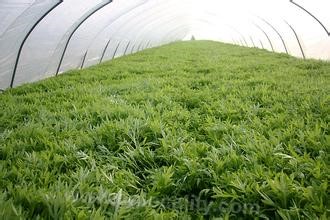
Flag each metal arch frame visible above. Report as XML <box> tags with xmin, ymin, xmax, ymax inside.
<box><xmin>137</xmin><ymin>42</ymin><xmax>143</xmax><ymax>52</ymax></box>
<box><xmin>190</xmin><ymin>12</ymin><xmax>266</xmax><ymax>48</ymax></box>
<box><xmin>140</xmin><ymin>22</ymin><xmax>189</xmax><ymax>50</ymax></box>
<box><xmin>114</xmin><ymin>5</ymin><xmax>186</xmax><ymax>53</ymax></box>
<box><xmin>123</xmin><ymin>41</ymin><xmax>131</xmax><ymax>55</ymax></box>
<box><xmin>254</xmin><ymin>24</ymin><xmax>274</xmax><ymax>52</ymax></box>
<box><xmin>7</xmin><ymin>0</ymin><xmax>328</xmax><ymax>89</ymax></box>
<box><xmin>82</xmin><ymin>0</ymin><xmax>167</xmax><ymax>65</ymax></box>
<box><xmin>138</xmin><ymin>40</ymin><xmax>151</xmax><ymax>52</ymax></box>
<box><xmin>231</xmin><ymin>35</ymin><xmax>241</xmax><ymax>46</ymax></box>
<box><xmin>229</xmin><ymin>27</ymin><xmax>249</xmax><ymax>47</ymax></box>
<box><xmin>129</xmin><ymin>13</ymin><xmax>191</xmax><ymax>50</ymax></box>
<box><xmin>193</xmin><ymin>12</ymin><xmax>272</xmax><ymax>50</ymax></box>
<box><xmin>145</xmin><ymin>41</ymin><xmax>151</xmax><ymax>50</ymax></box>
<box><xmin>103</xmin><ymin>2</ymin><xmax>171</xmax><ymax>40</ymax></box>
<box><xmin>133</xmin><ymin>41</ymin><xmax>146</xmax><ymax>53</ymax></box>
<box><xmin>202</xmin><ymin>17</ymin><xmax>266</xmax><ymax>50</ymax></box>
<box><xmin>195</xmin><ymin>16</ymin><xmax>253</xmax><ymax>48</ymax></box>
<box><xmin>126</xmin><ymin>19</ymin><xmax>186</xmax><ymax>53</ymax></box>
<box><xmin>231</xmin><ymin>37</ymin><xmax>242</xmax><ymax>46</ymax></box>
<box><xmin>188</xmin><ymin>18</ymin><xmax>248</xmax><ymax>47</ymax></box>
<box><xmin>231</xmin><ymin>37</ymin><xmax>238</xmax><ymax>45</ymax></box>
<box><xmin>242</xmin><ymin>37</ymin><xmax>249</xmax><ymax>47</ymax></box>
<box><xmin>104</xmin><ymin>1</ymin><xmax>189</xmax><ymax>48</ymax></box>
<box><xmin>258</xmin><ymin>17</ymin><xmax>289</xmax><ymax>54</ymax></box>
<box><xmin>97</xmin><ymin>2</ymin><xmax>188</xmax><ymax>62</ymax></box>
<box><xmin>55</xmin><ymin>0</ymin><xmax>112</xmax><ymax>75</ymax></box>
<box><xmin>9</xmin><ymin>0</ymin><xmax>63</xmax><ymax>88</ymax></box>
<box><xmin>111</xmin><ymin>42</ymin><xmax>121</xmax><ymax>59</ymax></box>
<box><xmin>80</xmin><ymin>50</ymin><xmax>88</xmax><ymax>69</ymax></box>
<box><xmin>239</xmin><ymin>39</ymin><xmax>244</xmax><ymax>47</ymax></box>
<box><xmin>99</xmin><ymin>39</ymin><xmax>111</xmax><ymax>64</ymax></box>
<box><xmin>130</xmin><ymin>44</ymin><xmax>136</xmax><ymax>54</ymax></box>
<box><xmin>230</xmin><ymin>28</ymin><xmax>248</xmax><ymax>47</ymax></box>
<box><xmin>250</xmin><ymin>36</ymin><xmax>256</xmax><ymax>47</ymax></box>
<box><xmin>78</xmin><ymin>0</ymin><xmax>149</xmax><ymax>68</ymax></box>
<box><xmin>284</xmin><ymin>21</ymin><xmax>306</xmax><ymax>59</ymax></box>
<box><xmin>203</xmin><ymin>8</ymin><xmax>287</xmax><ymax>53</ymax></box>
<box><xmin>290</xmin><ymin>0</ymin><xmax>329</xmax><ymax>36</ymax></box>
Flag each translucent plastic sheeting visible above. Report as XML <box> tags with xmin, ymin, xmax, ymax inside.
<box><xmin>61</xmin><ymin>0</ymin><xmax>150</xmax><ymax>69</ymax></box>
<box><xmin>119</xmin><ymin>10</ymin><xmax>191</xmax><ymax>54</ymax></box>
<box><xmin>293</xmin><ymin>0</ymin><xmax>329</xmax><ymax>35</ymax></box>
<box><xmin>0</xmin><ymin>0</ymin><xmax>34</xmax><ymax>35</ymax></box>
<box><xmin>86</xmin><ymin>1</ymin><xmax>189</xmax><ymax>66</ymax></box>
<box><xmin>106</xmin><ymin>9</ymin><xmax>191</xmax><ymax>60</ymax></box>
<box><xmin>60</xmin><ymin>0</ymin><xmax>147</xmax><ymax>71</ymax></box>
<box><xmin>82</xmin><ymin>0</ymin><xmax>191</xmax><ymax>67</ymax></box>
<box><xmin>0</xmin><ymin>0</ymin><xmax>60</xmax><ymax>89</ymax></box>
<box><xmin>189</xmin><ymin>0</ymin><xmax>330</xmax><ymax>60</ymax></box>
<box><xmin>12</xmin><ymin>0</ymin><xmax>109</xmax><ymax>87</ymax></box>
<box><xmin>82</xmin><ymin>1</ymin><xmax>161</xmax><ymax>66</ymax></box>
<box><xmin>1</xmin><ymin>0</ymin><xmax>330</xmax><ymax>90</ymax></box>
<box><xmin>132</xmin><ymin>21</ymin><xmax>190</xmax><ymax>52</ymax></box>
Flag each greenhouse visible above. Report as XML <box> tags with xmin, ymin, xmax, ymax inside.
<box><xmin>0</xmin><ymin>0</ymin><xmax>329</xmax><ymax>219</ymax></box>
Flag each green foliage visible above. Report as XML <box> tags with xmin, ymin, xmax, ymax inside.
<box><xmin>0</xmin><ymin>41</ymin><xmax>329</xmax><ymax>219</ymax></box>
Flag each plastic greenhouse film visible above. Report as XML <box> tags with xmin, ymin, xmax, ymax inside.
<box><xmin>12</xmin><ymin>0</ymin><xmax>108</xmax><ymax>87</ymax></box>
<box><xmin>0</xmin><ymin>0</ymin><xmax>61</xmax><ymax>90</ymax></box>
<box><xmin>62</xmin><ymin>0</ymin><xmax>147</xmax><ymax>70</ymax></box>
<box><xmin>92</xmin><ymin>0</ymin><xmax>180</xmax><ymax>60</ymax></box>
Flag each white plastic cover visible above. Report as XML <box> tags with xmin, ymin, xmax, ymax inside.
<box><xmin>13</xmin><ymin>0</ymin><xmax>109</xmax><ymax>87</ymax></box>
<box><xmin>0</xmin><ymin>0</ymin><xmax>329</xmax><ymax>89</ymax></box>
<box><xmin>0</xmin><ymin>0</ymin><xmax>60</xmax><ymax>89</ymax></box>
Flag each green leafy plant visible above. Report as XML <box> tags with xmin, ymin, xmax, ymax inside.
<box><xmin>0</xmin><ymin>41</ymin><xmax>329</xmax><ymax>219</ymax></box>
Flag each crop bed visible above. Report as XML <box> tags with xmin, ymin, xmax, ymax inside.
<box><xmin>0</xmin><ymin>41</ymin><xmax>329</xmax><ymax>219</ymax></box>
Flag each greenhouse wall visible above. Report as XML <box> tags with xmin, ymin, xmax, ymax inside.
<box><xmin>0</xmin><ymin>0</ymin><xmax>329</xmax><ymax>90</ymax></box>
